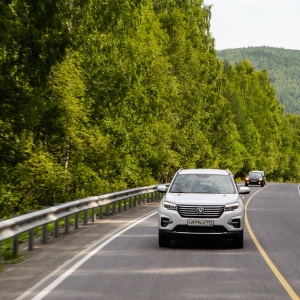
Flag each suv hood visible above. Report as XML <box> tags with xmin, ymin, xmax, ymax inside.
<box><xmin>165</xmin><ymin>193</ymin><xmax>239</xmax><ymax>206</ymax></box>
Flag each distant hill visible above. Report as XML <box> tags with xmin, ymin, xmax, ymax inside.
<box><xmin>217</xmin><ymin>47</ymin><xmax>300</xmax><ymax>114</ymax></box>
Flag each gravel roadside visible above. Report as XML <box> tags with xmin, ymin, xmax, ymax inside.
<box><xmin>0</xmin><ymin>201</ymin><xmax>159</xmax><ymax>300</ymax></box>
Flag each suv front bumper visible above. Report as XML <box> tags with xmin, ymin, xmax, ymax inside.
<box><xmin>159</xmin><ymin>227</ymin><xmax>243</xmax><ymax>241</ymax></box>
<box><xmin>158</xmin><ymin>209</ymin><xmax>244</xmax><ymax>241</ymax></box>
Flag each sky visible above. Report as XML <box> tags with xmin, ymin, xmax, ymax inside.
<box><xmin>203</xmin><ymin>0</ymin><xmax>300</xmax><ymax>51</ymax></box>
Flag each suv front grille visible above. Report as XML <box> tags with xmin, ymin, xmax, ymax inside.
<box><xmin>177</xmin><ymin>205</ymin><xmax>224</xmax><ymax>219</ymax></box>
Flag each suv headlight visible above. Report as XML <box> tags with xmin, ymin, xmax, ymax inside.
<box><xmin>224</xmin><ymin>203</ymin><xmax>240</xmax><ymax>212</ymax></box>
<box><xmin>162</xmin><ymin>201</ymin><xmax>177</xmax><ymax>211</ymax></box>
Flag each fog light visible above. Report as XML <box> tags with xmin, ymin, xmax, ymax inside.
<box><xmin>161</xmin><ymin>217</ymin><xmax>173</xmax><ymax>227</ymax></box>
<box><xmin>228</xmin><ymin>218</ymin><xmax>241</xmax><ymax>228</ymax></box>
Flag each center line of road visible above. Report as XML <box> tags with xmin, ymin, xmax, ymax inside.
<box><xmin>245</xmin><ymin>187</ymin><xmax>300</xmax><ymax>300</ymax></box>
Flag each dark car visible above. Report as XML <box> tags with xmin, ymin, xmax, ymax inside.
<box><xmin>245</xmin><ymin>171</ymin><xmax>266</xmax><ymax>187</ymax></box>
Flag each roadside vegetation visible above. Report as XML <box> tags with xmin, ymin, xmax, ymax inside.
<box><xmin>1</xmin><ymin>0</ymin><xmax>300</xmax><ymax>219</ymax></box>
<box><xmin>217</xmin><ymin>46</ymin><xmax>300</xmax><ymax>114</ymax></box>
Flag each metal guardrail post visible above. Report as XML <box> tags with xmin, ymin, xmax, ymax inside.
<box><xmin>141</xmin><ymin>194</ymin><xmax>145</xmax><ymax>204</ymax></box>
<box><xmin>113</xmin><ymin>202</ymin><xmax>116</xmax><ymax>214</ymax></box>
<box><xmin>83</xmin><ymin>211</ymin><xmax>88</xmax><ymax>225</ymax></box>
<box><xmin>75</xmin><ymin>213</ymin><xmax>79</xmax><ymax>228</ymax></box>
<box><xmin>28</xmin><ymin>229</ymin><xmax>34</xmax><ymax>251</ymax></box>
<box><xmin>92</xmin><ymin>208</ymin><xmax>95</xmax><ymax>222</ymax></box>
<box><xmin>54</xmin><ymin>220</ymin><xmax>59</xmax><ymax>237</ymax></box>
<box><xmin>0</xmin><ymin>241</ymin><xmax>2</xmax><ymax>264</ymax></box>
<box><xmin>99</xmin><ymin>206</ymin><xmax>103</xmax><ymax>219</ymax></box>
<box><xmin>129</xmin><ymin>197</ymin><xmax>132</xmax><ymax>208</ymax></box>
<box><xmin>42</xmin><ymin>224</ymin><xmax>47</xmax><ymax>244</ymax></box>
<box><xmin>13</xmin><ymin>234</ymin><xmax>19</xmax><ymax>257</ymax></box>
<box><xmin>65</xmin><ymin>216</ymin><xmax>70</xmax><ymax>233</ymax></box>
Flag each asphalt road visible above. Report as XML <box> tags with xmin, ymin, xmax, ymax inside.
<box><xmin>1</xmin><ymin>183</ymin><xmax>300</xmax><ymax>300</ymax></box>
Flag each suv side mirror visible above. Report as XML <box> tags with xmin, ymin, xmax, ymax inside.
<box><xmin>239</xmin><ymin>187</ymin><xmax>250</xmax><ymax>194</ymax></box>
<box><xmin>157</xmin><ymin>185</ymin><xmax>168</xmax><ymax>193</ymax></box>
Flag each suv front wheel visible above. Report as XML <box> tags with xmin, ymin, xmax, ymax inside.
<box><xmin>233</xmin><ymin>232</ymin><xmax>244</xmax><ymax>248</ymax></box>
<box><xmin>159</xmin><ymin>232</ymin><xmax>171</xmax><ymax>247</ymax></box>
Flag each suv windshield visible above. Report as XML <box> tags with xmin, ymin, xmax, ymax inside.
<box><xmin>169</xmin><ymin>173</ymin><xmax>236</xmax><ymax>194</ymax></box>
<box><xmin>248</xmin><ymin>172</ymin><xmax>262</xmax><ymax>178</ymax></box>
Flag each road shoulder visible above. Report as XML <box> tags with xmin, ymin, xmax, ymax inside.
<box><xmin>0</xmin><ymin>202</ymin><xmax>159</xmax><ymax>300</ymax></box>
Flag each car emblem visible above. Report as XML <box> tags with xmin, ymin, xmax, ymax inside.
<box><xmin>197</xmin><ymin>207</ymin><xmax>205</xmax><ymax>214</ymax></box>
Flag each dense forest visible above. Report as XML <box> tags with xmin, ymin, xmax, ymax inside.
<box><xmin>1</xmin><ymin>0</ymin><xmax>300</xmax><ymax>219</ymax></box>
<box><xmin>217</xmin><ymin>47</ymin><xmax>300</xmax><ymax>114</ymax></box>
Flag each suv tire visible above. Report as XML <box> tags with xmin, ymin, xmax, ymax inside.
<box><xmin>233</xmin><ymin>233</ymin><xmax>244</xmax><ymax>248</ymax></box>
<box><xmin>159</xmin><ymin>232</ymin><xmax>170</xmax><ymax>247</ymax></box>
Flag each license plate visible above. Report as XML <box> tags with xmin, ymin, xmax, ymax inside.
<box><xmin>187</xmin><ymin>220</ymin><xmax>214</xmax><ymax>226</ymax></box>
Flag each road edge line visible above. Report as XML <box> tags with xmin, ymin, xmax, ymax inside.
<box><xmin>15</xmin><ymin>209</ymin><xmax>158</xmax><ymax>300</ymax></box>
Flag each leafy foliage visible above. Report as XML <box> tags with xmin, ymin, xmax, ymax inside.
<box><xmin>1</xmin><ymin>0</ymin><xmax>300</xmax><ymax>218</ymax></box>
<box><xmin>217</xmin><ymin>46</ymin><xmax>300</xmax><ymax>114</ymax></box>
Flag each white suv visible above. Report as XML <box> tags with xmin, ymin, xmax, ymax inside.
<box><xmin>157</xmin><ymin>169</ymin><xmax>250</xmax><ymax>248</ymax></box>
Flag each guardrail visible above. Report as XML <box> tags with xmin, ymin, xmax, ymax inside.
<box><xmin>0</xmin><ymin>185</ymin><xmax>163</xmax><ymax>263</ymax></box>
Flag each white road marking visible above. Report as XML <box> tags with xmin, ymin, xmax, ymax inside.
<box><xmin>15</xmin><ymin>210</ymin><xmax>158</xmax><ymax>300</ymax></box>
